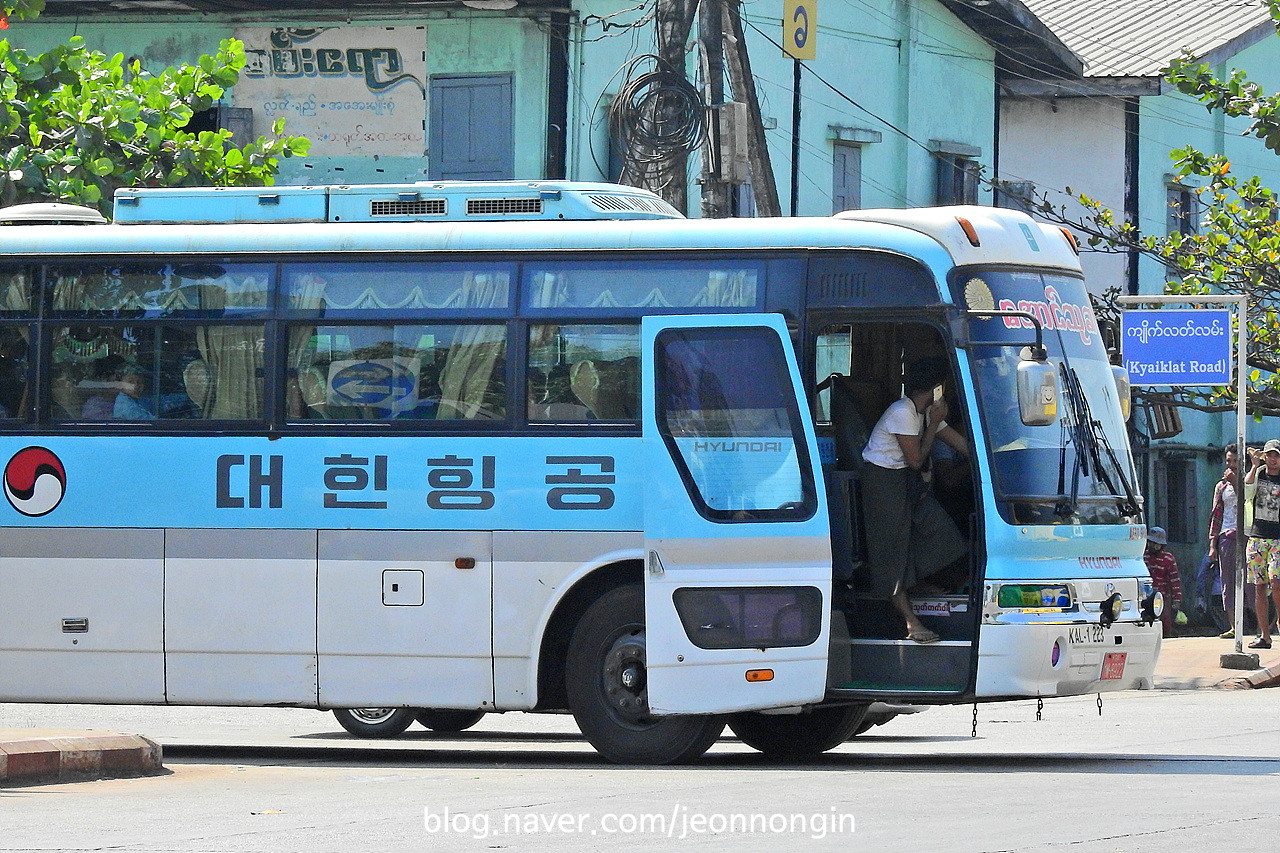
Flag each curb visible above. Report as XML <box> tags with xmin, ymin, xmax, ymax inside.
<box><xmin>0</xmin><ymin>732</ymin><xmax>163</xmax><ymax>786</ymax></box>
<box><xmin>1232</xmin><ymin>661</ymin><xmax>1280</xmax><ymax>690</ymax></box>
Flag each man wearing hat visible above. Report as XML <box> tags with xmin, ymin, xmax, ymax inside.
<box><xmin>1243</xmin><ymin>438</ymin><xmax>1280</xmax><ymax>649</ymax></box>
<box><xmin>1144</xmin><ymin>526</ymin><xmax>1181</xmax><ymax>637</ymax></box>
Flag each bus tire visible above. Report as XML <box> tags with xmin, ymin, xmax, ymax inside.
<box><xmin>565</xmin><ymin>584</ymin><xmax>725</xmax><ymax>765</ymax></box>
<box><xmin>332</xmin><ymin>708</ymin><xmax>416</xmax><ymax>738</ymax></box>
<box><xmin>415</xmin><ymin>709</ymin><xmax>486</xmax><ymax>732</ymax></box>
<box><xmin>728</xmin><ymin>704</ymin><xmax>868</xmax><ymax>758</ymax></box>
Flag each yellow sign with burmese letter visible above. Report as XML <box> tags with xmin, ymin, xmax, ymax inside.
<box><xmin>783</xmin><ymin>0</ymin><xmax>816</xmax><ymax>60</ymax></box>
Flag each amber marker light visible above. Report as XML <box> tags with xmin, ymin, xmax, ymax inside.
<box><xmin>745</xmin><ymin>669</ymin><xmax>775</xmax><ymax>682</ymax></box>
<box><xmin>1058</xmin><ymin>227</ymin><xmax>1080</xmax><ymax>255</ymax></box>
<box><xmin>956</xmin><ymin>217</ymin><xmax>981</xmax><ymax>247</ymax></box>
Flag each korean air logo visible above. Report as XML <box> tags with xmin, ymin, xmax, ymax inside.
<box><xmin>4</xmin><ymin>447</ymin><xmax>66</xmax><ymax>517</ymax></box>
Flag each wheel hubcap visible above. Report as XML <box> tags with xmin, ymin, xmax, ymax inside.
<box><xmin>602</xmin><ymin>630</ymin><xmax>650</xmax><ymax>724</ymax></box>
<box><xmin>351</xmin><ymin>708</ymin><xmax>398</xmax><ymax>724</ymax></box>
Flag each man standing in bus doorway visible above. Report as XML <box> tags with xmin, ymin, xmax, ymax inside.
<box><xmin>861</xmin><ymin>357</ymin><xmax>970</xmax><ymax>644</ymax></box>
<box><xmin>1143</xmin><ymin>527</ymin><xmax>1181</xmax><ymax>637</ymax></box>
<box><xmin>1207</xmin><ymin>446</ymin><xmax>1249</xmax><ymax>638</ymax></box>
<box><xmin>1243</xmin><ymin>440</ymin><xmax>1280</xmax><ymax>649</ymax></box>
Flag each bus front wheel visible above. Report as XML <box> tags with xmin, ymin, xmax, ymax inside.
<box><xmin>332</xmin><ymin>707</ymin><xmax>416</xmax><ymax>738</ymax></box>
<box><xmin>415</xmin><ymin>709</ymin><xmax>486</xmax><ymax>732</ymax></box>
<box><xmin>566</xmin><ymin>585</ymin><xmax>724</xmax><ymax>764</ymax></box>
<box><xmin>728</xmin><ymin>704</ymin><xmax>868</xmax><ymax>758</ymax></box>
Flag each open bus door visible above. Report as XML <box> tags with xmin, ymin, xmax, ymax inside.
<box><xmin>640</xmin><ymin>314</ymin><xmax>832</xmax><ymax>715</ymax></box>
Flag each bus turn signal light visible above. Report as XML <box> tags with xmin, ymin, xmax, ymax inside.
<box><xmin>745</xmin><ymin>669</ymin><xmax>774</xmax><ymax>682</ymax></box>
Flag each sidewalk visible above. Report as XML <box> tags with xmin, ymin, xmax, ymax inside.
<box><xmin>1154</xmin><ymin>634</ymin><xmax>1280</xmax><ymax>690</ymax></box>
<box><xmin>0</xmin><ymin>729</ymin><xmax>162</xmax><ymax>786</ymax></box>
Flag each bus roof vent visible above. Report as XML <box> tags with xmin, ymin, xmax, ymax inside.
<box><xmin>467</xmin><ymin>196</ymin><xmax>542</xmax><ymax>216</ymax></box>
<box><xmin>113</xmin><ymin>181</ymin><xmax>685</xmax><ymax>224</ymax></box>
<box><xmin>0</xmin><ymin>202</ymin><xmax>108</xmax><ymax>225</ymax></box>
<box><xmin>586</xmin><ymin>193</ymin><xmax>678</xmax><ymax>215</ymax></box>
<box><xmin>370</xmin><ymin>197</ymin><xmax>447</xmax><ymax>217</ymax></box>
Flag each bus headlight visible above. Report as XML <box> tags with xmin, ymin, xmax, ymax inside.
<box><xmin>1141</xmin><ymin>590</ymin><xmax>1164</xmax><ymax>625</ymax></box>
<box><xmin>1100</xmin><ymin>593</ymin><xmax>1124</xmax><ymax>628</ymax></box>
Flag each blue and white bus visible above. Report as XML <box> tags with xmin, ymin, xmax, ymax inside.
<box><xmin>0</xmin><ymin>181</ymin><xmax>1160</xmax><ymax>764</ymax></box>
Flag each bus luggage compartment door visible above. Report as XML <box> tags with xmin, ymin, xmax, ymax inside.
<box><xmin>641</xmin><ymin>314</ymin><xmax>831</xmax><ymax>715</ymax></box>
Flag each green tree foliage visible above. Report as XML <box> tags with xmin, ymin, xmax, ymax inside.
<box><xmin>1010</xmin><ymin>2</ymin><xmax>1280</xmax><ymax>417</ymax></box>
<box><xmin>1</xmin><ymin>30</ymin><xmax>310</xmax><ymax>215</ymax></box>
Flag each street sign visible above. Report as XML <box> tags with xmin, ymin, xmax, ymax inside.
<box><xmin>783</xmin><ymin>0</ymin><xmax>816</xmax><ymax>60</ymax></box>
<box><xmin>1121</xmin><ymin>308</ymin><xmax>1231</xmax><ymax>386</ymax></box>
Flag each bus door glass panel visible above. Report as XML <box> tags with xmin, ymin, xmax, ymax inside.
<box><xmin>641</xmin><ymin>314</ymin><xmax>830</xmax><ymax>716</ymax></box>
<box><xmin>286</xmin><ymin>323</ymin><xmax>506</xmax><ymax>422</ymax></box>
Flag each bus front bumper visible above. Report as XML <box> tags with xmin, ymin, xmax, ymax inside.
<box><xmin>975</xmin><ymin>620</ymin><xmax>1161</xmax><ymax>698</ymax></box>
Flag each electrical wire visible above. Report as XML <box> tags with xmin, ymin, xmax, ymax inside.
<box><xmin>607</xmin><ymin>54</ymin><xmax>706</xmax><ymax>192</ymax></box>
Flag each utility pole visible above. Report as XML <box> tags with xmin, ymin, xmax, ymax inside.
<box><xmin>654</xmin><ymin>0</ymin><xmax>697</xmax><ymax>213</ymax></box>
<box><xmin>722</xmin><ymin>0</ymin><xmax>781</xmax><ymax>217</ymax></box>
<box><xmin>699</xmin><ymin>0</ymin><xmax>730</xmax><ymax>218</ymax></box>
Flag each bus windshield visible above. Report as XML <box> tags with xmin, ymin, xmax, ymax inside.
<box><xmin>959</xmin><ymin>270</ymin><xmax>1140</xmax><ymax>526</ymax></box>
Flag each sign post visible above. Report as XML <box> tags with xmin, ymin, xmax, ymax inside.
<box><xmin>782</xmin><ymin>0</ymin><xmax>815</xmax><ymax>216</ymax></box>
<box><xmin>1118</xmin><ymin>295</ymin><xmax>1254</xmax><ymax>667</ymax></box>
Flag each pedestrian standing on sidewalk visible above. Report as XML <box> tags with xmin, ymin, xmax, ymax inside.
<box><xmin>1144</xmin><ymin>527</ymin><xmax>1181</xmax><ymax>637</ymax></box>
<box><xmin>1243</xmin><ymin>439</ymin><xmax>1280</xmax><ymax>650</ymax></box>
<box><xmin>1208</xmin><ymin>446</ymin><xmax>1247</xmax><ymax>638</ymax></box>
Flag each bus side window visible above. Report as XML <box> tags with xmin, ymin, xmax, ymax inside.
<box><xmin>528</xmin><ymin>324</ymin><xmax>639</xmax><ymax>424</ymax></box>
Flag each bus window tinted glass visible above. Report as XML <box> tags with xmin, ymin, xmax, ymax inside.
<box><xmin>528</xmin><ymin>324</ymin><xmax>639</xmax><ymax>422</ymax></box>
<box><xmin>0</xmin><ymin>269</ymin><xmax>33</xmax><ymax>315</ymax></box>
<box><xmin>288</xmin><ymin>324</ymin><xmax>506</xmax><ymax>421</ymax></box>
<box><xmin>656</xmin><ymin>327</ymin><xmax>814</xmax><ymax>520</ymax></box>
<box><xmin>283</xmin><ymin>263</ymin><xmax>512</xmax><ymax>315</ymax></box>
<box><xmin>51</xmin><ymin>325</ymin><xmax>265</xmax><ymax>420</ymax></box>
<box><xmin>50</xmin><ymin>263</ymin><xmax>272</xmax><ymax>316</ymax></box>
<box><xmin>0</xmin><ymin>327</ymin><xmax>31</xmax><ymax>419</ymax></box>
<box><xmin>525</xmin><ymin>261</ymin><xmax>760</xmax><ymax>310</ymax></box>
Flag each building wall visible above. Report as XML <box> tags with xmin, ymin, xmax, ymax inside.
<box><xmin>10</xmin><ymin>11</ymin><xmax>551</xmax><ymax>186</ymax></box>
<box><xmin>998</xmin><ymin>95</ymin><xmax>1129</xmax><ymax>296</ymax></box>
<box><xmin>8</xmin><ymin>1</ymin><xmax>999</xmax><ymax>217</ymax></box>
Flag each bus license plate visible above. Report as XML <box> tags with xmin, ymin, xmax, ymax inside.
<box><xmin>1068</xmin><ymin>624</ymin><xmax>1104</xmax><ymax>644</ymax></box>
<box><xmin>1101</xmin><ymin>652</ymin><xmax>1127</xmax><ymax>680</ymax></box>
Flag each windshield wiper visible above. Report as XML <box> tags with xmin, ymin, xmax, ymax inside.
<box><xmin>1055</xmin><ymin>365</ymin><xmax>1140</xmax><ymax>518</ymax></box>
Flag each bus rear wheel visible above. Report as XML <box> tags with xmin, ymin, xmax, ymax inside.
<box><xmin>566</xmin><ymin>585</ymin><xmax>724</xmax><ymax>765</ymax></box>
<box><xmin>332</xmin><ymin>707</ymin><xmax>416</xmax><ymax>738</ymax></box>
<box><xmin>728</xmin><ymin>704</ymin><xmax>868</xmax><ymax>758</ymax></box>
<box><xmin>415</xmin><ymin>709</ymin><xmax>486</xmax><ymax>732</ymax></box>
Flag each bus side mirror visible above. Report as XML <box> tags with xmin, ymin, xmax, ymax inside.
<box><xmin>1112</xmin><ymin>366</ymin><xmax>1132</xmax><ymax>421</ymax></box>
<box><xmin>1017</xmin><ymin>356</ymin><xmax>1058</xmax><ymax>426</ymax></box>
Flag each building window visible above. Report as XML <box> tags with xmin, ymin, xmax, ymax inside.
<box><xmin>829</xmin><ymin>126</ymin><xmax>880</xmax><ymax>213</ymax></box>
<box><xmin>936</xmin><ymin>154</ymin><xmax>979</xmax><ymax>206</ymax></box>
<box><xmin>1166</xmin><ymin>184</ymin><xmax>1200</xmax><ymax>237</ymax></box>
<box><xmin>832</xmin><ymin>142</ymin><xmax>862</xmax><ymax>213</ymax></box>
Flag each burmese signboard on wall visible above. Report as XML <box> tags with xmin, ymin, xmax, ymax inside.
<box><xmin>233</xmin><ymin>26</ymin><xmax>427</xmax><ymax>158</ymax></box>
<box><xmin>1121</xmin><ymin>309</ymin><xmax>1231</xmax><ymax>386</ymax></box>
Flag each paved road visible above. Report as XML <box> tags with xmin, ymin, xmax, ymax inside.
<box><xmin>2</xmin><ymin>690</ymin><xmax>1277</xmax><ymax>852</ymax></box>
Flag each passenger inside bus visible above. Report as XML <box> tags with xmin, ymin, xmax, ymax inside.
<box><xmin>859</xmin><ymin>357</ymin><xmax>969</xmax><ymax>643</ymax></box>
<box><xmin>817</xmin><ymin>322</ymin><xmax>977</xmax><ymax>648</ymax></box>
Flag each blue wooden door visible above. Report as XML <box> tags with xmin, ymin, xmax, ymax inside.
<box><xmin>428</xmin><ymin>74</ymin><xmax>514</xmax><ymax>181</ymax></box>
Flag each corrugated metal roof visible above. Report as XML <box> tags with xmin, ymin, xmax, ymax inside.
<box><xmin>1019</xmin><ymin>0</ymin><xmax>1274</xmax><ymax>77</ymax></box>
